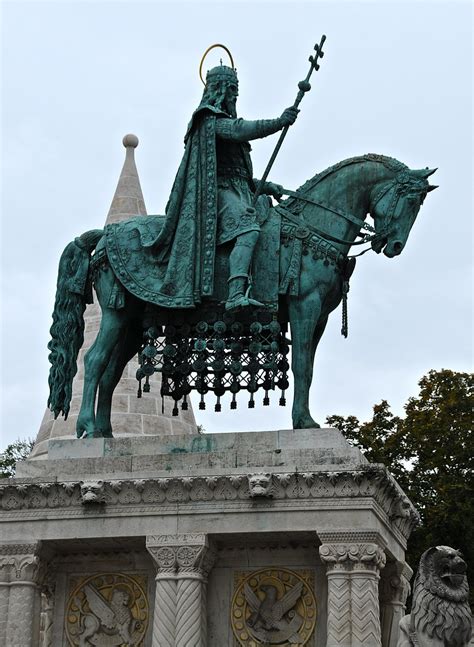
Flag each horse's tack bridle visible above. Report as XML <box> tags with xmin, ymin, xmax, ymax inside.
<box><xmin>277</xmin><ymin>179</ymin><xmax>403</xmax><ymax>255</ymax></box>
<box><xmin>274</xmin><ymin>180</ymin><xmax>404</xmax><ymax>338</ymax></box>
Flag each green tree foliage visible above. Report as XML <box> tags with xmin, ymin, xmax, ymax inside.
<box><xmin>0</xmin><ymin>438</ymin><xmax>35</xmax><ymax>478</ymax></box>
<box><xmin>327</xmin><ymin>369</ymin><xmax>473</xmax><ymax>600</ymax></box>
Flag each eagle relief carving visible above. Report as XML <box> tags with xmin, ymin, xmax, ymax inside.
<box><xmin>231</xmin><ymin>568</ymin><xmax>317</xmax><ymax>646</ymax></box>
<box><xmin>65</xmin><ymin>573</ymin><xmax>149</xmax><ymax>646</ymax></box>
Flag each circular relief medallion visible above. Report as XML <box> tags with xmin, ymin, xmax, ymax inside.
<box><xmin>65</xmin><ymin>572</ymin><xmax>149</xmax><ymax>646</ymax></box>
<box><xmin>231</xmin><ymin>568</ymin><xmax>317</xmax><ymax>646</ymax></box>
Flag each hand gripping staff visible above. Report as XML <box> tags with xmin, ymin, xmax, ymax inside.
<box><xmin>253</xmin><ymin>35</ymin><xmax>327</xmax><ymax>205</ymax></box>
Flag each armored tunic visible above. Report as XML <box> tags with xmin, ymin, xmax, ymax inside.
<box><xmin>215</xmin><ymin>118</ymin><xmax>257</xmax><ymax>244</ymax></box>
<box><xmin>215</xmin><ymin>116</ymin><xmax>281</xmax><ymax>244</ymax></box>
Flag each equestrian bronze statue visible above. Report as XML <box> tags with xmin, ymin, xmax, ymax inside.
<box><xmin>47</xmin><ymin>41</ymin><xmax>437</xmax><ymax>437</ymax></box>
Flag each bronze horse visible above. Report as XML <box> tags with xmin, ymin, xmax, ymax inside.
<box><xmin>48</xmin><ymin>154</ymin><xmax>436</xmax><ymax>436</ymax></box>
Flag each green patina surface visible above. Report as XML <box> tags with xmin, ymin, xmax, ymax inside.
<box><xmin>46</xmin><ymin>41</ymin><xmax>437</xmax><ymax>438</ymax></box>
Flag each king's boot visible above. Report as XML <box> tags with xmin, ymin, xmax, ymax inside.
<box><xmin>225</xmin><ymin>231</ymin><xmax>264</xmax><ymax>311</ymax></box>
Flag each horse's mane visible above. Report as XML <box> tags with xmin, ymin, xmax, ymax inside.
<box><xmin>284</xmin><ymin>153</ymin><xmax>408</xmax><ymax>208</ymax></box>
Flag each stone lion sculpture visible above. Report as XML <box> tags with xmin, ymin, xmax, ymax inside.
<box><xmin>398</xmin><ymin>546</ymin><xmax>472</xmax><ymax>647</ymax></box>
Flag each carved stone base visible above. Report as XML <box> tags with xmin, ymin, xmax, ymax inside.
<box><xmin>1</xmin><ymin>428</ymin><xmax>419</xmax><ymax>646</ymax></box>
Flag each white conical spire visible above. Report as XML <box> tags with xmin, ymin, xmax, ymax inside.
<box><xmin>30</xmin><ymin>135</ymin><xmax>196</xmax><ymax>459</ymax></box>
<box><xmin>106</xmin><ymin>134</ymin><xmax>147</xmax><ymax>223</ymax></box>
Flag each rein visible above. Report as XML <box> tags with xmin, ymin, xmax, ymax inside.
<box><xmin>278</xmin><ymin>186</ymin><xmax>393</xmax><ymax>250</ymax></box>
<box><xmin>275</xmin><ymin>182</ymin><xmax>397</xmax><ymax>338</ymax></box>
<box><xmin>282</xmin><ymin>187</ymin><xmax>377</xmax><ymax>234</ymax></box>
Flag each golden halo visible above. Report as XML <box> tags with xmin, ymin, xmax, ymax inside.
<box><xmin>199</xmin><ymin>43</ymin><xmax>235</xmax><ymax>85</ymax></box>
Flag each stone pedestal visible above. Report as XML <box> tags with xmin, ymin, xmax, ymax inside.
<box><xmin>0</xmin><ymin>428</ymin><xmax>419</xmax><ymax>646</ymax></box>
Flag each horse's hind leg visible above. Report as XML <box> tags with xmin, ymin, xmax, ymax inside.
<box><xmin>76</xmin><ymin>308</ymin><xmax>129</xmax><ymax>438</ymax></box>
<box><xmin>95</xmin><ymin>326</ymin><xmax>142</xmax><ymax>437</ymax></box>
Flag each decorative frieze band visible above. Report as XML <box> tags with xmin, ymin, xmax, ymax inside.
<box><xmin>0</xmin><ymin>466</ymin><xmax>419</xmax><ymax>538</ymax></box>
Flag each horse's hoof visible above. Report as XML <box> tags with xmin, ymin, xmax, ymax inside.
<box><xmin>293</xmin><ymin>417</ymin><xmax>321</xmax><ymax>430</ymax></box>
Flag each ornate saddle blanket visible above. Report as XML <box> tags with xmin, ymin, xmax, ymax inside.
<box><xmin>104</xmin><ymin>210</ymin><xmax>282</xmax><ymax>310</ymax></box>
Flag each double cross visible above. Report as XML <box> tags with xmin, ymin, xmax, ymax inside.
<box><xmin>253</xmin><ymin>34</ymin><xmax>327</xmax><ymax>205</ymax></box>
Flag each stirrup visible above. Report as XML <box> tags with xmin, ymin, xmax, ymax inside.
<box><xmin>225</xmin><ymin>294</ymin><xmax>265</xmax><ymax>311</ymax></box>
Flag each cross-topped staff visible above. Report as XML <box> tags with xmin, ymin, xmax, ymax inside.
<box><xmin>253</xmin><ymin>35</ymin><xmax>327</xmax><ymax>205</ymax></box>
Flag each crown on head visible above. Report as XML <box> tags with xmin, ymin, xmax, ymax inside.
<box><xmin>199</xmin><ymin>44</ymin><xmax>236</xmax><ymax>85</ymax></box>
<box><xmin>206</xmin><ymin>65</ymin><xmax>238</xmax><ymax>85</ymax></box>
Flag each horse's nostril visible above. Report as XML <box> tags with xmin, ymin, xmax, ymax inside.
<box><xmin>393</xmin><ymin>242</ymin><xmax>403</xmax><ymax>253</ymax></box>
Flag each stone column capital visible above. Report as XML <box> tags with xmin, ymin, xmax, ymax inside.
<box><xmin>0</xmin><ymin>542</ymin><xmax>42</xmax><ymax>583</ymax></box>
<box><xmin>318</xmin><ymin>530</ymin><xmax>387</xmax><ymax>572</ymax></box>
<box><xmin>380</xmin><ymin>560</ymin><xmax>412</xmax><ymax>606</ymax></box>
<box><xmin>146</xmin><ymin>533</ymin><xmax>216</xmax><ymax>578</ymax></box>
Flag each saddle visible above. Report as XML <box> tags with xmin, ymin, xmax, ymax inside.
<box><xmin>104</xmin><ymin>211</ymin><xmax>283</xmax><ymax>311</ymax></box>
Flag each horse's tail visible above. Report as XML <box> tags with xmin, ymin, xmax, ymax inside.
<box><xmin>47</xmin><ymin>229</ymin><xmax>104</xmax><ymax>419</ymax></box>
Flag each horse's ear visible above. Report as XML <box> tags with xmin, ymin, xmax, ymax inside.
<box><xmin>427</xmin><ymin>184</ymin><xmax>439</xmax><ymax>192</ymax></box>
<box><xmin>412</xmin><ymin>167</ymin><xmax>437</xmax><ymax>178</ymax></box>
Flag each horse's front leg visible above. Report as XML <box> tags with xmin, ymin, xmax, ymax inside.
<box><xmin>95</xmin><ymin>326</ymin><xmax>142</xmax><ymax>437</ymax></box>
<box><xmin>288</xmin><ymin>292</ymin><xmax>322</xmax><ymax>429</ymax></box>
<box><xmin>76</xmin><ymin>308</ymin><xmax>128</xmax><ymax>438</ymax></box>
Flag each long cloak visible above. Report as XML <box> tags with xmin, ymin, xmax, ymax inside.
<box><xmin>105</xmin><ymin>107</ymin><xmax>224</xmax><ymax>308</ymax></box>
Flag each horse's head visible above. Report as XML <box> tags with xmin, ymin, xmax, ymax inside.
<box><xmin>370</xmin><ymin>167</ymin><xmax>437</xmax><ymax>257</ymax></box>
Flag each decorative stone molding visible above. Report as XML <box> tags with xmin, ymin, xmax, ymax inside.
<box><xmin>0</xmin><ymin>466</ymin><xmax>420</xmax><ymax>539</ymax></box>
<box><xmin>248</xmin><ymin>472</ymin><xmax>273</xmax><ymax>497</ymax></box>
<box><xmin>319</xmin><ymin>532</ymin><xmax>387</xmax><ymax>572</ymax></box>
<box><xmin>0</xmin><ymin>542</ymin><xmax>42</xmax><ymax>582</ymax></box>
<box><xmin>80</xmin><ymin>480</ymin><xmax>106</xmax><ymax>504</ymax></box>
<box><xmin>147</xmin><ymin>534</ymin><xmax>216</xmax><ymax>578</ymax></box>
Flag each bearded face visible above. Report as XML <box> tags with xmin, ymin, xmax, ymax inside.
<box><xmin>224</xmin><ymin>82</ymin><xmax>238</xmax><ymax>117</ymax></box>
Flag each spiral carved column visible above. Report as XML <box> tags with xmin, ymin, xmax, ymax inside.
<box><xmin>147</xmin><ymin>534</ymin><xmax>216</xmax><ymax>647</ymax></box>
<box><xmin>176</xmin><ymin>573</ymin><xmax>204</xmax><ymax>647</ymax></box>
<box><xmin>0</xmin><ymin>543</ymin><xmax>43</xmax><ymax>647</ymax></box>
<box><xmin>319</xmin><ymin>531</ymin><xmax>386</xmax><ymax>647</ymax></box>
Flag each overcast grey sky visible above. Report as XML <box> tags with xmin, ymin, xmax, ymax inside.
<box><xmin>1</xmin><ymin>0</ymin><xmax>472</xmax><ymax>448</ymax></box>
